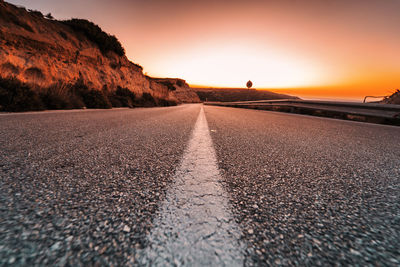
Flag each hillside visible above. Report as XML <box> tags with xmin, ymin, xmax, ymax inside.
<box><xmin>150</xmin><ymin>78</ymin><xmax>200</xmax><ymax>103</ymax></box>
<box><xmin>194</xmin><ymin>87</ymin><xmax>299</xmax><ymax>102</ymax></box>
<box><xmin>381</xmin><ymin>89</ymin><xmax>400</xmax><ymax>105</ymax></box>
<box><xmin>0</xmin><ymin>1</ymin><xmax>199</xmax><ymax>111</ymax></box>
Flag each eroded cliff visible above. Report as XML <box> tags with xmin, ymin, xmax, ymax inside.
<box><xmin>0</xmin><ymin>1</ymin><xmax>199</xmax><ymax>110</ymax></box>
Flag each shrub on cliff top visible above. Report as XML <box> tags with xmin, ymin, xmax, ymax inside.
<box><xmin>28</xmin><ymin>9</ymin><xmax>44</xmax><ymax>18</ymax></box>
<box><xmin>62</xmin><ymin>19</ymin><xmax>125</xmax><ymax>56</ymax></box>
<box><xmin>177</xmin><ymin>80</ymin><xmax>185</xmax><ymax>87</ymax></box>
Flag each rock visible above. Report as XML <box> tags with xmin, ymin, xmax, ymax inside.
<box><xmin>350</xmin><ymin>248</ymin><xmax>361</xmax><ymax>256</ymax></box>
<box><xmin>99</xmin><ymin>246</ymin><xmax>107</xmax><ymax>254</ymax></box>
<box><xmin>123</xmin><ymin>225</ymin><xmax>131</xmax><ymax>232</ymax></box>
<box><xmin>8</xmin><ymin>257</ymin><xmax>16</xmax><ymax>264</ymax></box>
<box><xmin>51</xmin><ymin>241</ymin><xmax>61</xmax><ymax>251</ymax></box>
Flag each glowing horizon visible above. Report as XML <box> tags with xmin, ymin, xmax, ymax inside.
<box><xmin>6</xmin><ymin>0</ymin><xmax>400</xmax><ymax>99</ymax></box>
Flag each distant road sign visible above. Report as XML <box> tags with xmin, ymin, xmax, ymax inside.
<box><xmin>246</xmin><ymin>80</ymin><xmax>253</xmax><ymax>89</ymax></box>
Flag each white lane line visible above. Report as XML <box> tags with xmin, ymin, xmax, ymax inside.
<box><xmin>138</xmin><ymin>106</ymin><xmax>245</xmax><ymax>266</ymax></box>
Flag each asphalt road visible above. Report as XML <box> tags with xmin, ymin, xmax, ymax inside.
<box><xmin>1</xmin><ymin>104</ymin><xmax>399</xmax><ymax>266</ymax></box>
<box><xmin>205</xmin><ymin>105</ymin><xmax>400</xmax><ymax>266</ymax></box>
<box><xmin>0</xmin><ymin>106</ymin><xmax>200</xmax><ymax>266</ymax></box>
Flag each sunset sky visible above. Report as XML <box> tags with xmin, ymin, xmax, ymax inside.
<box><xmin>7</xmin><ymin>0</ymin><xmax>400</xmax><ymax>100</ymax></box>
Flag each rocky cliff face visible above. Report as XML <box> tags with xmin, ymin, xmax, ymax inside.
<box><xmin>0</xmin><ymin>1</ymin><xmax>198</xmax><ymax>105</ymax></box>
<box><xmin>150</xmin><ymin>78</ymin><xmax>200</xmax><ymax>103</ymax></box>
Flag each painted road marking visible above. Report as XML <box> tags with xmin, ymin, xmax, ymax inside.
<box><xmin>138</xmin><ymin>106</ymin><xmax>245</xmax><ymax>266</ymax></box>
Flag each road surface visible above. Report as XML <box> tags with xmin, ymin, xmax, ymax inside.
<box><xmin>1</xmin><ymin>104</ymin><xmax>399</xmax><ymax>266</ymax></box>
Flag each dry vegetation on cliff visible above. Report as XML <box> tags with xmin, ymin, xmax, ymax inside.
<box><xmin>61</xmin><ymin>19</ymin><xmax>125</xmax><ymax>57</ymax></box>
<box><xmin>0</xmin><ymin>76</ymin><xmax>177</xmax><ymax>112</ymax></box>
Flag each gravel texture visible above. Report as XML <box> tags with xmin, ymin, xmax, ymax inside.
<box><xmin>205</xmin><ymin>105</ymin><xmax>400</xmax><ymax>266</ymax></box>
<box><xmin>0</xmin><ymin>105</ymin><xmax>200</xmax><ymax>266</ymax></box>
<box><xmin>2</xmin><ymin>104</ymin><xmax>400</xmax><ymax>266</ymax></box>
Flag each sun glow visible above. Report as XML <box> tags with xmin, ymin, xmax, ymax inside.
<box><xmin>10</xmin><ymin>0</ymin><xmax>400</xmax><ymax>99</ymax></box>
<box><xmin>148</xmin><ymin>42</ymin><xmax>325</xmax><ymax>88</ymax></box>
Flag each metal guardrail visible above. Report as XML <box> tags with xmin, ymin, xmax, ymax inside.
<box><xmin>209</xmin><ymin>99</ymin><xmax>400</xmax><ymax>111</ymax></box>
<box><xmin>363</xmin><ymin>96</ymin><xmax>386</xmax><ymax>103</ymax></box>
<box><xmin>205</xmin><ymin>99</ymin><xmax>400</xmax><ymax>126</ymax></box>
